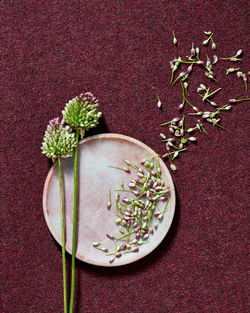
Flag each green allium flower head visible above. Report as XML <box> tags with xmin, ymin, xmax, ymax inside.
<box><xmin>41</xmin><ymin>117</ymin><xmax>77</xmax><ymax>161</ymax></box>
<box><xmin>62</xmin><ymin>92</ymin><xmax>102</xmax><ymax>138</ymax></box>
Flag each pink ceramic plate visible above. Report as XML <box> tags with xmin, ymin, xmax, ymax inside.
<box><xmin>43</xmin><ymin>133</ymin><xmax>175</xmax><ymax>267</ymax></box>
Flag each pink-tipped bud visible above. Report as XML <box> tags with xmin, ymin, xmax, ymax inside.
<box><xmin>188</xmin><ymin>137</ymin><xmax>197</xmax><ymax>142</ymax></box>
<box><xmin>191</xmin><ymin>47</ymin><xmax>196</xmax><ymax>56</ymax></box>
<box><xmin>236</xmin><ymin>49</ymin><xmax>242</xmax><ymax>57</ymax></box>
<box><xmin>122</xmin><ymin>198</ymin><xmax>130</xmax><ymax>204</ymax></box>
<box><xmin>123</xmin><ymin>167</ymin><xmax>130</xmax><ymax>173</ymax></box>
<box><xmin>228</xmin><ymin>99</ymin><xmax>236</xmax><ymax>103</ymax></box>
<box><xmin>154</xmin><ymin>223</ymin><xmax>158</xmax><ymax>230</ymax></box>
<box><xmin>143</xmin><ymin>234</ymin><xmax>149</xmax><ymax>240</ymax></box>
<box><xmin>166</xmin><ymin>143</ymin><xmax>170</xmax><ymax>151</ymax></box>
<box><xmin>187</xmin><ymin>64</ymin><xmax>193</xmax><ymax>74</ymax></box>
<box><xmin>107</xmin><ymin>201</ymin><xmax>111</xmax><ymax>210</ymax></box>
<box><xmin>133</xmin><ymin>190</ymin><xmax>140</xmax><ymax>196</ymax></box>
<box><xmin>132</xmin><ymin>246</ymin><xmax>139</xmax><ymax>253</ymax></box>
<box><xmin>135</xmin><ymin>232</ymin><xmax>140</xmax><ymax>239</ymax></box>
<box><xmin>170</xmin><ymin>61</ymin><xmax>174</xmax><ymax>68</ymax></box>
<box><xmin>128</xmin><ymin>182</ymin><xmax>136</xmax><ymax>189</ymax></box>
<box><xmin>106</xmin><ymin>233</ymin><xmax>114</xmax><ymax>240</ymax></box>
<box><xmin>150</xmin><ymin>197</ymin><xmax>156</xmax><ymax>202</ymax></box>
<box><xmin>116</xmin><ymin>252</ymin><xmax>122</xmax><ymax>258</ymax></box>
<box><xmin>172</xmin><ymin>117</ymin><xmax>181</xmax><ymax>122</ymax></box>
<box><xmin>109</xmin><ymin>256</ymin><xmax>115</xmax><ymax>264</ymax></box>
<box><xmin>121</xmin><ymin>244</ymin><xmax>126</xmax><ymax>250</ymax></box>
<box><xmin>178</xmin><ymin>102</ymin><xmax>184</xmax><ymax>111</ymax></box>
<box><xmin>149</xmin><ymin>227</ymin><xmax>154</xmax><ymax>234</ymax></box>
<box><xmin>193</xmin><ymin>106</ymin><xmax>199</xmax><ymax>112</ymax></box>
<box><xmin>202</xmin><ymin>114</ymin><xmax>210</xmax><ymax>119</ymax></box>
<box><xmin>151</xmin><ymin>170</ymin><xmax>157</xmax><ymax>177</ymax></box>
<box><xmin>243</xmin><ymin>73</ymin><xmax>247</xmax><ymax>81</ymax></box>
<box><xmin>160</xmin><ymin>196</ymin><xmax>168</xmax><ymax>201</ymax></box>
<box><xmin>157</xmin><ymin>214</ymin><xmax>163</xmax><ymax>221</ymax></box>
<box><xmin>196</xmin><ymin>60</ymin><xmax>204</xmax><ymax>65</ymax></box>
<box><xmin>147</xmin><ymin>179</ymin><xmax>153</xmax><ymax>186</ymax></box>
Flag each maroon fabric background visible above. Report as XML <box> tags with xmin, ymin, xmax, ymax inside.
<box><xmin>1</xmin><ymin>1</ymin><xmax>249</xmax><ymax>312</ymax></box>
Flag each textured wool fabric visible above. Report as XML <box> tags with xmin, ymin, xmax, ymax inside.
<box><xmin>0</xmin><ymin>1</ymin><xmax>249</xmax><ymax>312</ymax></box>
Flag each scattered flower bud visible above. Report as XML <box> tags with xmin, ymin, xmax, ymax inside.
<box><xmin>236</xmin><ymin>49</ymin><xmax>242</xmax><ymax>57</ymax></box>
<box><xmin>188</xmin><ymin>137</ymin><xmax>197</xmax><ymax>142</ymax></box>
<box><xmin>213</xmin><ymin>55</ymin><xmax>218</xmax><ymax>64</ymax></box>
<box><xmin>170</xmin><ymin>164</ymin><xmax>177</xmax><ymax>172</ymax></box>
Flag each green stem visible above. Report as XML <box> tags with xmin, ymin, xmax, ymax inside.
<box><xmin>69</xmin><ymin>128</ymin><xmax>79</xmax><ymax>313</ymax></box>
<box><xmin>58</xmin><ymin>156</ymin><xmax>68</xmax><ymax>313</ymax></box>
<box><xmin>234</xmin><ymin>98</ymin><xmax>250</xmax><ymax>102</ymax></box>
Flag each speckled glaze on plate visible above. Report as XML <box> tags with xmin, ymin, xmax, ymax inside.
<box><xmin>43</xmin><ymin>133</ymin><xmax>175</xmax><ymax>267</ymax></box>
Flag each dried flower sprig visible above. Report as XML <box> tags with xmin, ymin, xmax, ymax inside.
<box><xmin>42</xmin><ymin>118</ymin><xmax>77</xmax><ymax>313</ymax></box>
<box><xmin>173</xmin><ymin>31</ymin><xmax>177</xmax><ymax>45</ymax></box>
<box><xmin>62</xmin><ymin>92</ymin><xmax>102</xmax><ymax>313</ymax></box>
<box><xmin>93</xmin><ymin>157</ymin><xmax>171</xmax><ymax>263</ymax></box>
<box><xmin>220</xmin><ymin>49</ymin><xmax>243</xmax><ymax>62</ymax></box>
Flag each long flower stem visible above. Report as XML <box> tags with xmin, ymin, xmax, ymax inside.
<box><xmin>69</xmin><ymin>128</ymin><xmax>80</xmax><ymax>313</ymax></box>
<box><xmin>58</xmin><ymin>156</ymin><xmax>68</xmax><ymax>313</ymax></box>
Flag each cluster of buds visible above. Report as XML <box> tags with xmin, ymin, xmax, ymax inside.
<box><xmin>93</xmin><ymin>157</ymin><xmax>170</xmax><ymax>264</ymax></box>
<box><xmin>41</xmin><ymin>118</ymin><xmax>77</xmax><ymax>162</ymax></box>
<box><xmin>235</xmin><ymin>71</ymin><xmax>248</xmax><ymax>91</ymax></box>
<box><xmin>62</xmin><ymin>92</ymin><xmax>102</xmax><ymax>138</ymax></box>
<box><xmin>220</xmin><ymin>49</ymin><xmax>243</xmax><ymax>62</ymax></box>
<box><xmin>197</xmin><ymin>83</ymin><xmax>222</xmax><ymax>107</ymax></box>
<box><xmin>157</xmin><ymin>31</ymin><xmax>249</xmax><ymax>173</ymax></box>
<box><xmin>159</xmin><ymin>116</ymin><xmax>203</xmax><ymax>171</ymax></box>
<box><xmin>203</xmin><ymin>31</ymin><xmax>216</xmax><ymax>50</ymax></box>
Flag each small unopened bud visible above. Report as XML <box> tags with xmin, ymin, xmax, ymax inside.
<box><xmin>196</xmin><ymin>60</ymin><xmax>204</xmax><ymax>65</ymax></box>
<box><xmin>191</xmin><ymin>43</ymin><xmax>195</xmax><ymax>56</ymax></box>
<box><xmin>157</xmin><ymin>100</ymin><xmax>162</xmax><ymax>109</ymax></box>
<box><xmin>109</xmin><ymin>256</ymin><xmax>115</xmax><ymax>264</ymax></box>
<box><xmin>106</xmin><ymin>233</ymin><xmax>114</xmax><ymax>240</ymax></box>
<box><xmin>187</xmin><ymin>64</ymin><xmax>193</xmax><ymax>74</ymax></box>
<box><xmin>128</xmin><ymin>182</ymin><xmax>136</xmax><ymax>189</ymax></box>
<box><xmin>160</xmin><ymin>133</ymin><xmax>166</xmax><ymax>140</ymax></box>
<box><xmin>212</xmin><ymin>42</ymin><xmax>216</xmax><ymax>50</ymax></box>
<box><xmin>228</xmin><ymin>99</ymin><xmax>236</xmax><ymax>103</ymax></box>
<box><xmin>203</xmin><ymin>39</ymin><xmax>209</xmax><ymax>45</ymax></box>
<box><xmin>107</xmin><ymin>201</ymin><xmax>111</xmax><ymax>210</ymax></box>
<box><xmin>236</xmin><ymin>49</ymin><xmax>242</xmax><ymax>57</ymax></box>
<box><xmin>225</xmin><ymin>105</ymin><xmax>232</xmax><ymax>110</ymax></box>
<box><xmin>188</xmin><ymin>137</ymin><xmax>197</xmax><ymax>142</ymax></box>
<box><xmin>243</xmin><ymin>73</ymin><xmax>247</xmax><ymax>81</ymax></box>
<box><xmin>157</xmin><ymin>213</ymin><xmax>163</xmax><ymax>221</ymax></box>
<box><xmin>170</xmin><ymin>164</ymin><xmax>177</xmax><ymax>172</ymax></box>
<box><xmin>213</xmin><ymin>55</ymin><xmax>218</xmax><ymax>64</ymax></box>
<box><xmin>193</xmin><ymin>106</ymin><xmax>199</xmax><ymax>112</ymax></box>
<box><xmin>132</xmin><ymin>246</ymin><xmax>139</xmax><ymax>252</ymax></box>
<box><xmin>92</xmin><ymin>242</ymin><xmax>101</xmax><ymax>247</ymax></box>
<box><xmin>236</xmin><ymin>71</ymin><xmax>243</xmax><ymax>78</ymax></box>
<box><xmin>178</xmin><ymin>102</ymin><xmax>184</xmax><ymax>111</ymax></box>
<box><xmin>172</xmin><ymin>117</ymin><xmax>181</xmax><ymax>122</ymax></box>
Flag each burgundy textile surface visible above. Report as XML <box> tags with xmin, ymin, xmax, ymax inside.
<box><xmin>1</xmin><ymin>1</ymin><xmax>249</xmax><ymax>312</ymax></box>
